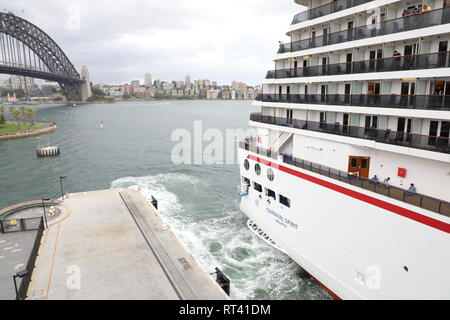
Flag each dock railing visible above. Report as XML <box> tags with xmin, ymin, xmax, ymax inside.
<box><xmin>17</xmin><ymin>217</ymin><xmax>44</xmax><ymax>300</ymax></box>
<box><xmin>1</xmin><ymin>217</ymin><xmax>45</xmax><ymax>300</ymax></box>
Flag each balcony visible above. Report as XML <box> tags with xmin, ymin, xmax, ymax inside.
<box><xmin>249</xmin><ymin>112</ymin><xmax>450</xmax><ymax>154</ymax></box>
<box><xmin>291</xmin><ymin>0</ymin><xmax>373</xmax><ymax>25</ymax></box>
<box><xmin>267</xmin><ymin>51</ymin><xmax>450</xmax><ymax>80</ymax></box>
<box><xmin>256</xmin><ymin>93</ymin><xmax>450</xmax><ymax>111</ymax></box>
<box><xmin>280</xmin><ymin>6</ymin><xmax>450</xmax><ymax>54</ymax></box>
<box><xmin>240</xmin><ymin>138</ymin><xmax>449</xmax><ymax>217</ymax></box>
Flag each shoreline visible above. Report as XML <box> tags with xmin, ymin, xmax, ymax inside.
<box><xmin>0</xmin><ymin>122</ymin><xmax>57</xmax><ymax>141</ymax></box>
<box><xmin>2</xmin><ymin>98</ymin><xmax>254</xmax><ymax>106</ymax></box>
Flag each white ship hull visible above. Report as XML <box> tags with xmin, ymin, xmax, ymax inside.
<box><xmin>238</xmin><ymin>148</ymin><xmax>450</xmax><ymax>299</ymax></box>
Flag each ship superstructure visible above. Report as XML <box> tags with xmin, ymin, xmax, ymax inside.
<box><xmin>239</xmin><ymin>0</ymin><xmax>450</xmax><ymax>299</ymax></box>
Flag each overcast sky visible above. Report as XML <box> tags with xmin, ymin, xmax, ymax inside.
<box><xmin>0</xmin><ymin>0</ymin><xmax>303</xmax><ymax>86</ymax></box>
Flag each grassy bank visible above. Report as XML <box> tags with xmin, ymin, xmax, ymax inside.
<box><xmin>0</xmin><ymin>122</ymin><xmax>44</xmax><ymax>134</ymax></box>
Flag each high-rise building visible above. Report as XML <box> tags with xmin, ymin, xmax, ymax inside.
<box><xmin>144</xmin><ymin>73</ymin><xmax>152</xmax><ymax>87</ymax></box>
<box><xmin>10</xmin><ymin>75</ymin><xmax>20</xmax><ymax>90</ymax></box>
<box><xmin>185</xmin><ymin>74</ymin><xmax>191</xmax><ymax>87</ymax></box>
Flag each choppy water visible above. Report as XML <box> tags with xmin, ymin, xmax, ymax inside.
<box><xmin>0</xmin><ymin>100</ymin><xmax>331</xmax><ymax>300</ymax></box>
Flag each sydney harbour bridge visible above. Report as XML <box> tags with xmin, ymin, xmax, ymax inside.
<box><xmin>0</xmin><ymin>12</ymin><xmax>90</xmax><ymax>102</ymax></box>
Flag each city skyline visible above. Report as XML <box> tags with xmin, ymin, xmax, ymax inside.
<box><xmin>0</xmin><ymin>0</ymin><xmax>301</xmax><ymax>86</ymax></box>
<box><xmin>0</xmin><ymin>72</ymin><xmax>260</xmax><ymax>102</ymax></box>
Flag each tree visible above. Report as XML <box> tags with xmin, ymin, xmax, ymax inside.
<box><xmin>19</xmin><ymin>106</ymin><xmax>26</xmax><ymax>126</ymax></box>
<box><xmin>12</xmin><ymin>109</ymin><xmax>23</xmax><ymax>129</ymax></box>
<box><xmin>25</xmin><ymin>108</ymin><xmax>36</xmax><ymax>126</ymax></box>
<box><xmin>14</xmin><ymin>89</ymin><xmax>25</xmax><ymax>98</ymax></box>
<box><xmin>92</xmin><ymin>87</ymin><xmax>105</xmax><ymax>97</ymax></box>
<box><xmin>9</xmin><ymin>106</ymin><xmax>16</xmax><ymax>122</ymax></box>
<box><xmin>0</xmin><ymin>105</ymin><xmax>5</xmax><ymax>124</ymax></box>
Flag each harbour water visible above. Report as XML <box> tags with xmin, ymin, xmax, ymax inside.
<box><xmin>0</xmin><ymin>100</ymin><xmax>331</xmax><ymax>300</ymax></box>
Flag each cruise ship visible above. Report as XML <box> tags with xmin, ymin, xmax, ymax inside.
<box><xmin>238</xmin><ymin>0</ymin><xmax>450</xmax><ymax>299</ymax></box>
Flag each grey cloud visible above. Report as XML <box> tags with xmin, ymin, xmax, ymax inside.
<box><xmin>0</xmin><ymin>0</ymin><xmax>300</xmax><ymax>85</ymax></box>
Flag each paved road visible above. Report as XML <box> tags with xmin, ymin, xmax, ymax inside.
<box><xmin>0</xmin><ymin>230</ymin><xmax>37</xmax><ymax>300</ymax></box>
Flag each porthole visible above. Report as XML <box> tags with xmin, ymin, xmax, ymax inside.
<box><xmin>267</xmin><ymin>168</ymin><xmax>274</xmax><ymax>181</ymax></box>
<box><xmin>255</xmin><ymin>163</ymin><xmax>261</xmax><ymax>175</ymax></box>
<box><xmin>404</xmin><ymin>266</ymin><xmax>409</xmax><ymax>272</ymax></box>
<box><xmin>244</xmin><ymin>159</ymin><xmax>249</xmax><ymax>170</ymax></box>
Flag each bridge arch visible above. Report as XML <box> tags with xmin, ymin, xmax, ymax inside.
<box><xmin>0</xmin><ymin>12</ymin><xmax>86</xmax><ymax>101</ymax></box>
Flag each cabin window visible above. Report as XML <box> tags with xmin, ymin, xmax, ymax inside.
<box><xmin>265</xmin><ymin>188</ymin><xmax>276</xmax><ymax>200</ymax></box>
<box><xmin>279</xmin><ymin>194</ymin><xmax>291</xmax><ymax>208</ymax></box>
<box><xmin>244</xmin><ymin>159</ymin><xmax>249</xmax><ymax>170</ymax></box>
<box><xmin>361</xmin><ymin>158</ymin><xmax>368</xmax><ymax>169</ymax></box>
<box><xmin>255</xmin><ymin>163</ymin><xmax>261</xmax><ymax>175</ymax></box>
<box><xmin>253</xmin><ymin>182</ymin><xmax>262</xmax><ymax>192</ymax></box>
<box><xmin>267</xmin><ymin>168</ymin><xmax>274</xmax><ymax>181</ymax></box>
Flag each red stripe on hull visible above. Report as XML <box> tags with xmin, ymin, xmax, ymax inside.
<box><xmin>247</xmin><ymin>155</ymin><xmax>450</xmax><ymax>234</ymax></box>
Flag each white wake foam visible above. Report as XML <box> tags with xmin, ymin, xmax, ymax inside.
<box><xmin>111</xmin><ymin>173</ymin><xmax>331</xmax><ymax>300</ymax></box>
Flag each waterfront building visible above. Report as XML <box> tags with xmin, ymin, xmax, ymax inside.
<box><xmin>206</xmin><ymin>89</ymin><xmax>221</xmax><ymax>100</ymax></box>
<box><xmin>130</xmin><ymin>80</ymin><xmax>140</xmax><ymax>89</ymax></box>
<box><xmin>232</xmin><ymin>81</ymin><xmax>247</xmax><ymax>91</ymax></box>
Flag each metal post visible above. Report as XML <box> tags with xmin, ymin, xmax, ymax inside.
<box><xmin>42</xmin><ymin>199</ymin><xmax>50</xmax><ymax>229</ymax></box>
<box><xmin>13</xmin><ymin>270</ymin><xmax>29</xmax><ymax>300</ymax></box>
<box><xmin>60</xmin><ymin>176</ymin><xmax>67</xmax><ymax>200</ymax></box>
<box><xmin>13</xmin><ymin>274</ymin><xmax>19</xmax><ymax>300</ymax></box>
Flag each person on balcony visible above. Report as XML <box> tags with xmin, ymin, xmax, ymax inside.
<box><xmin>383</xmin><ymin>177</ymin><xmax>391</xmax><ymax>189</ymax></box>
<box><xmin>422</xmin><ymin>5</ymin><xmax>431</xmax><ymax>12</ymax></box>
<box><xmin>393</xmin><ymin>50</ymin><xmax>402</xmax><ymax>70</ymax></box>
<box><xmin>370</xmin><ymin>175</ymin><xmax>379</xmax><ymax>184</ymax></box>
<box><xmin>406</xmin><ymin>183</ymin><xmax>417</xmax><ymax>196</ymax></box>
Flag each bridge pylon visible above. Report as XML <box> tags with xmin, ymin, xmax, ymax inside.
<box><xmin>0</xmin><ymin>12</ymin><xmax>89</xmax><ymax>103</ymax></box>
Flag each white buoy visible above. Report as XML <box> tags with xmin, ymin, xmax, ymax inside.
<box><xmin>36</xmin><ymin>146</ymin><xmax>60</xmax><ymax>157</ymax></box>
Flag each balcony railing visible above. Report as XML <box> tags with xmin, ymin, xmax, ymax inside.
<box><xmin>280</xmin><ymin>6</ymin><xmax>450</xmax><ymax>54</ymax></box>
<box><xmin>267</xmin><ymin>51</ymin><xmax>450</xmax><ymax>79</ymax></box>
<box><xmin>291</xmin><ymin>0</ymin><xmax>372</xmax><ymax>25</ymax></box>
<box><xmin>249</xmin><ymin>112</ymin><xmax>450</xmax><ymax>154</ymax></box>
<box><xmin>256</xmin><ymin>93</ymin><xmax>450</xmax><ymax>111</ymax></box>
<box><xmin>239</xmin><ymin>139</ymin><xmax>450</xmax><ymax>217</ymax></box>
<box><xmin>239</xmin><ymin>139</ymin><xmax>277</xmax><ymax>160</ymax></box>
